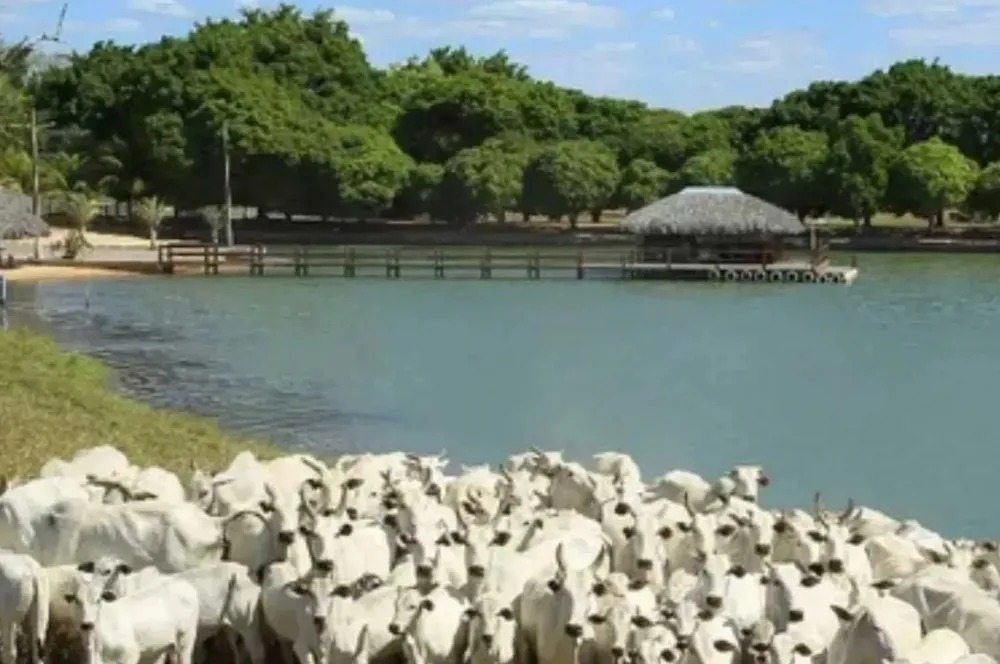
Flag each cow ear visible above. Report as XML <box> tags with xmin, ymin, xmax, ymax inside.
<box><xmin>713</xmin><ymin>641</ymin><xmax>736</xmax><ymax>652</ymax></box>
<box><xmin>63</xmin><ymin>594</ymin><xmax>75</xmax><ymax>605</ymax></box>
<box><xmin>848</xmin><ymin>533</ymin><xmax>865</xmax><ymax>545</ymax></box>
<box><xmin>592</xmin><ymin>582</ymin><xmax>606</xmax><ymax>596</ymax></box>
<box><xmin>420</xmin><ymin>598</ymin><xmax>435</xmax><ymax>611</ymax></box>
<box><xmin>77</xmin><ymin>561</ymin><xmax>95</xmax><ymax>573</ymax></box>
<box><xmin>338</xmin><ymin>523</ymin><xmax>353</xmax><ymax>537</ymax></box>
<box><xmin>871</xmin><ymin>579</ymin><xmax>895</xmax><ymax>591</ymax></box>
<box><xmin>728</xmin><ymin>565</ymin><xmax>747</xmax><ymax>578</ymax></box>
<box><xmin>716</xmin><ymin>524</ymin><xmax>736</xmax><ymax>537</ymax></box>
<box><xmin>660</xmin><ymin>649</ymin><xmax>675</xmax><ymax>662</ymax></box>
<box><xmin>383</xmin><ymin>514</ymin><xmax>398</xmax><ymax>529</ymax></box>
<box><xmin>793</xmin><ymin>643</ymin><xmax>813</xmax><ymax>656</ymax></box>
<box><xmin>116</xmin><ymin>563</ymin><xmax>132</xmax><ymax>574</ymax></box>
<box><xmin>291</xmin><ymin>584</ymin><xmax>309</xmax><ymax>596</ymax></box>
<box><xmin>100</xmin><ymin>591</ymin><xmax>117</xmax><ymax>602</ymax></box>
<box><xmin>831</xmin><ymin>605</ymin><xmax>852</xmax><ymax>621</ymax></box>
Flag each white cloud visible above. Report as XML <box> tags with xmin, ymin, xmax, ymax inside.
<box><xmin>64</xmin><ymin>16</ymin><xmax>143</xmax><ymax>33</ymax></box>
<box><xmin>706</xmin><ymin>18</ymin><xmax>721</xmax><ymax>28</ymax></box>
<box><xmin>707</xmin><ymin>30</ymin><xmax>824</xmax><ymax>73</ymax></box>
<box><xmin>888</xmin><ymin>14</ymin><xmax>1000</xmax><ymax>45</ymax></box>
<box><xmin>127</xmin><ymin>0</ymin><xmax>188</xmax><ymax>17</ymax></box>
<box><xmin>593</xmin><ymin>41</ymin><xmax>635</xmax><ymax>53</ymax></box>
<box><xmin>468</xmin><ymin>0</ymin><xmax>621</xmax><ymax>28</ymax></box>
<box><xmin>334</xmin><ymin>6</ymin><xmax>396</xmax><ymax>26</ymax></box>
<box><xmin>663</xmin><ymin>34</ymin><xmax>700</xmax><ymax>53</ymax></box>
<box><xmin>651</xmin><ymin>6</ymin><xmax>674</xmax><ymax>20</ymax></box>
<box><xmin>866</xmin><ymin>0</ymin><xmax>1000</xmax><ymax>17</ymax></box>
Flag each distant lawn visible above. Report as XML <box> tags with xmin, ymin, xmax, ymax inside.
<box><xmin>0</xmin><ymin>329</ymin><xmax>280</xmax><ymax>479</ymax></box>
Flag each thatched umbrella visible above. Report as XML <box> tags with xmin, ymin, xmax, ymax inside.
<box><xmin>622</xmin><ymin>186</ymin><xmax>805</xmax><ymax>236</ymax></box>
<box><xmin>0</xmin><ymin>187</ymin><xmax>49</xmax><ymax>239</ymax></box>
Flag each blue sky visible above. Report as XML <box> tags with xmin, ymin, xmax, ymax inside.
<box><xmin>4</xmin><ymin>0</ymin><xmax>999</xmax><ymax>111</ymax></box>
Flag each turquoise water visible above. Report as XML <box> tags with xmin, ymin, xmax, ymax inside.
<box><xmin>9</xmin><ymin>254</ymin><xmax>1000</xmax><ymax>536</ymax></box>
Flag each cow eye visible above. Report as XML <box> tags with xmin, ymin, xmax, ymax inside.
<box><xmin>848</xmin><ymin>534</ymin><xmax>864</xmax><ymax>545</ymax></box>
<box><xmin>801</xmin><ymin>575</ymin><xmax>820</xmax><ymax>587</ymax></box>
<box><xmin>464</xmin><ymin>608</ymin><xmax>479</xmax><ymax>619</ymax></box>
<box><xmin>258</xmin><ymin>501</ymin><xmax>275</xmax><ymax>513</ymax></box>
<box><xmin>793</xmin><ymin>644</ymin><xmax>812</xmax><ymax>656</ymax></box>
<box><xmin>622</xmin><ymin>526</ymin><xmax>636</xmax><ymax>539</ymax></box>
<box><xmin>547</xmin><ymin>579</ymin><xmax>561</xmax><ymax>592</ymax></box>
<box><xmin>716</xmin><ymin>524</ymin><xmax>736</xmax><ymax>537</ymax></box>
<box><xmin>807</xmin><ymin>530</ymin><xmax>825</xmax><ymax>542</ymax></box>
<box><xmin>774</xmin><ymin>522</ymin><xmax>788</xmax><ymax>533</ymax></box>
<box><xmin>728</xmin><ymin>565</ymin><xmax>747</xmax><ymax>578</ymax></box>
<box><xmin>344</xmin><ymin>478</ymin><xmax>363</xmax><ymax>489</ymax></box>
<box><xmin>450</xmin><ymin>531</ymin><xmax>466</xmax><ymax>545</ymax></box>
<box><xmin>587</xmin><ymin>614</ymin><xmax>606</xmax><ymax>624</ymax></box>
<box><xmin>677</xmin><ymin>522</ymin><xmax>691</xmax><ymax>533</ymax></box>
<box><xmin>435</xmin><ymin>535</ymin><xmax>451</xmax><ymax>546</ymax></box>
<box><xmin>658</xmin><ymin>526</ymin><xmax>672</xmax><ymax>539</ymax></box>
<box><xmin>660</xmin><ymin>649</ymin><xmax>675</xmax><ymax>662</ymax></box>
<box><xmin>498</xmin><ymin>608</ymin><xmax>514</xmax><ymax>620</ymax></box>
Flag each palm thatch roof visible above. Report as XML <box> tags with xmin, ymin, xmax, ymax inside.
<box><xmin>621</xmin><ymin>186</ymin><xmax>805</xmax><ymax>236</ymax></box>
<box><xmin>0</xmin><ymin>187</ymin><xmax>49</xmax><ymax>239</ymax></box>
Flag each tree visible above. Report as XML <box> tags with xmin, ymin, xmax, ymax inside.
<box><xmin>134</xmin><ymin>195</ymin><xmax>169</xmax><ymax>248</ymax></box>
<box><xmin>824</xmin><ymin>114</ymin><xmax>902</xmax><ymax>227</ymax></box>
<box><xmin>614</xmin><ymin>159</ymin><xmax>670</xmax><ymax>211</ymax></box>
<box><xmin>199</xmin><ymin>205</ymin><xmax>225</xmax><ymax>243</ymax></box>
<box><xmin>965</xmin><ymin>162</ymin><xmax>1000</xmax><ymax>220</ymax></box>
<box><xmin>521</xmin><ymin>140</ymin><xmax>619</xmax><ymax>227</ymax></box>
<box><xmin>59</xmin><ymin>191</ymin><xmax>99</xmax><ymax>258</ymax></box>
<box><xmin>677</xmin><ymin>149</ymin><xmax>736</xmax><ymax>189</ymax></box>
<box><xmin>887</xmin><ymin>137</ymin><xmax>978</xmax><ymax>227</ymax></box>
<box><xmin>439</xmin><ymin>139</ymin><xmax>534</xmax><ymax>224</ymax></box>
<box><xmin>394</xmin><ymin>163</ymin><xmax>443</xmax><ymax>218</ymax></box>
<box><xmin>735</xmin><ymin>127</ymin><xmax>829</xmax><ymax>219</ymax></box>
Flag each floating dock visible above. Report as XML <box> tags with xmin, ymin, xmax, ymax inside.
<box><xmin>156</xmin><ymin>244</ymin><xmax>858</xmax><ymax>284</ymax></box>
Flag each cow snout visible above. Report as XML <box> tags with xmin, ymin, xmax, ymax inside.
<box><xmin>614</xmin><ymin>502</ymin><xmax>630</xmax><ymax>516</ymax></box>
<box><xmin>636</xmin><ymin>558</ymin><xmax>653</xmax><ymax>571</ymax></box>
<box><xmin>611</xmin><ymin>646</ymin><xmax>625</xmax><ymax>658</ymax></box>
<box><xmin>754</xmin><ymin>543</ymin><xmax>772</xmax><ymax>555</ymax></box>
<box><xmin>346</xmin><ymin>507</ymin><xmax>359</xmax><ymax>520</ymax></box>
<box><xmin>676</xmin><ymin>638</ymin><xmax>689</xmax><ymax>651</ymax></box>
<box><xmin>565</xmin><ymin>623</ymin><xmax>583</xmax><ymax>638</ymax></box>
<box><xmin>315</xmin><ymin>559</ymin><xmax>334</xmax><ymax>573</ymax></box>
<box><xmin>706</xmin><ymin>595</ymin><xmax>723</xmax><ymax>609</ymax></box>
<box><xmin>388</xmin><ymin>623</ymin><xmax>401</xmax><ymax>636</ymax></box>
<box><xmin>312</xmin><ymin>616</ymin><xmax>325</xmax><ymax>631</ymax></box>
<box><xmin>807</xmin><ymin>563</ymin><xmax>825</xmax><ymax>576</ymax></box>
<box><xmin>481</xmin><ymin>634</ymin><xmax>493</xmax><ymax>647</ymax></box>
<box><xmin>468</xmin><ymin>564</ymin><xmax>486</xmax><ymax>578</ymax></box>
<box><xmin>755</xmin><ymin>655</ymin><xmax>767</xmax><ymax>663</ymax></box>
<box><xmin>416</xmin><ymin>564</ymin><xmax>433</xmax><ymax>578</ymax></box>
<box><xmin>828</xmin><ymin>559</ymin><xmax>845</xmax><ymax>574</ymax></box>
<box><xmin>278</xmin><ymin>530</ymin><xmax>295</xmax><ymax>544</ymax></box>
<box><xmin>788</xmin><ymin>609</ymin><xmax>804</xmax><ymax>623</ymax></box>
<box><xmin>80</xmin><ymin>622</ymin><xmax>94</xmax><ymax>632</ymax></box>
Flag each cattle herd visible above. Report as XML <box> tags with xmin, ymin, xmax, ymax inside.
<box><xmin>0</xmin><ymin>445</ymin><xmax>996</xmax><ymax>664</ymax></box>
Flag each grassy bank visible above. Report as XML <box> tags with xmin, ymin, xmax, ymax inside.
<box><xmin>0</xmin><ymin>329</ymin><xmax>279</xmax><ymax>478</ymax></box>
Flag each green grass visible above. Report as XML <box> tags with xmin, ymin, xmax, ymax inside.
<box><xmin>0</xmin><ymin>328</ymin><xmax>280</xmax><ymax>479</ymax></box>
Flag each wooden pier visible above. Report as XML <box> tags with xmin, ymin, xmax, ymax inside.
<box><xmin>156</xmin><ymin>244</ymin><xmax>859</xmax><ymax>284</ymax></box>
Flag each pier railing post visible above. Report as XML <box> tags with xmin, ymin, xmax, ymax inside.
<box><xmin>345</xmin><ymin>248</ymin><xmax>356</xmax><ymax>277</ymax></box>
<box><xmin>480</xmin><ymin>249</ymin><xmax>491</xmax><ymax>279</ymax></box>
<box><xmin>576</xmin><ymin>250</ymin><xmax>584</xmax><ymax>279</ymax></box>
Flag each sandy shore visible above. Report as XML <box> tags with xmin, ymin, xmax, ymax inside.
<box><xmin>0</xmin><ymin>264</ymin><xmax>154</xmax><ymax>283</ymax></box>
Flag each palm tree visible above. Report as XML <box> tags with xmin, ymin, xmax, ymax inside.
<box><xmin>199</xmin><ymin>205</ymin><xmax>225</xmax><ymax>244</ymax></box>
<box><xmin>0</xmin><ymin>148</ymin><xmax>68</xmax><ymax>193</ymax></box>
<box><xmin>60</xmin><ymin>190</ymin><xmax>99</xmax><ymax>258</ymax></box>
<box><xmin>134</xmin><ymin>195</ymin><xmax>169</xmax><ymax>248</ymax></box>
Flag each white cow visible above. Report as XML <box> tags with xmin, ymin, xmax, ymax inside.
<box><xmin>0</xmin><ymin>477</ymin><xmax>91</xmax><ymax>555</ymax></box>
<box><xmin>63</xmin><ymin>573</ymin><xmax>200</xmax><ymax>664</ymax></box>
<box><xmin>463</xmin><ymin>589</ymin><xmax>520</xmax><ymax>664</ymax></box>
<box><xmin>902</xmin><ymin>628</ymin><xmax>970</xmax><ymax>664</ymax></box>
<box><xmin>0</xmin><ymin>551</ymin><xmax>49</xmax><ymax>664</ymax></box>
<box><xmin>518</xmin><ymin>540</ymin><xmax>608</xmax><ymax>664</ymax></box>
<box><xmin>35</xmin><ymin>498</ymin><xmax>261</xmax><ymax>571</ymax></box>
<box><xmin>82</xmin><ymin>557</ymin><xmax>265</xmax><ymax>664</ymax></box>
<box><xmin>389</xmin><ymin>584</ymin><xmax>468</xmax><ymax>664</ymax></box>
<box><xmin>826</xmin><ymin>590</ymin><xmax>923</xmax><ymax>664</ymax></box>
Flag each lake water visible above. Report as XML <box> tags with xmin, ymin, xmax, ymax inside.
<box><xmin>7</xmin><ymin>254</ymin><xmax>1000</xmax><ymax>537</ymax></box>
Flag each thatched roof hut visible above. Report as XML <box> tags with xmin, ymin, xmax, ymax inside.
<box><xmin>0</xmin><ymin>187</ymin><xmax>49</xmax><ymax>239</ymax></box>
<box><xmin>621</xmin><ymin>186</ymin><xmax>805</xmax><ymax>236</ymax></box>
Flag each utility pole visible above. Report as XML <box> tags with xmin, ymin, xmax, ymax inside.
<box><xmin>222</xmin><ymin>121</ymin><xmax>233</xmax><ymax>247</ymax></box>
<box><xmin>10</xmin><ymin>108</ymin><xmax>54</xmax><ymax>260</ymax></box>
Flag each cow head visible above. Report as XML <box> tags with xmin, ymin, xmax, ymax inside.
<box><xmin>762</xmin><ymin>563</ymin><xmax>826</xmax><ymax>632</ymax></box>
<box><xmin>545</xmin><ymin>540</ymin><xmax>607</xmax><ymax>643</ymax></box>
<box><xmin>388</xmin><ymin>584</ymin><xmax>438</xmax><ymax>638</ymax></box>
<box><xmin>463</xmin><ymin>591</ymin><xmax>518</xmax><ymax>664</ymax></box>
<box><xmin>627</xmin><ymin>623</ymin><xmax>679</xmax><ymax>664</ymax></box>
<box><xmin>588</xmin><ymin>590</ymin><xmax>652</xmax><ymax>663</ymax></box>
<box><xmin>728</xmin><ymin>466</ymin><xmax>770</xmax><ymax>503</ymax></box>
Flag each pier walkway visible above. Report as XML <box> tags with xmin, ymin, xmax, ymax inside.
<box><xmin>156</xmin><ymin>244</ymin><xmax>859</xmax><ymax>284</ymax></box>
